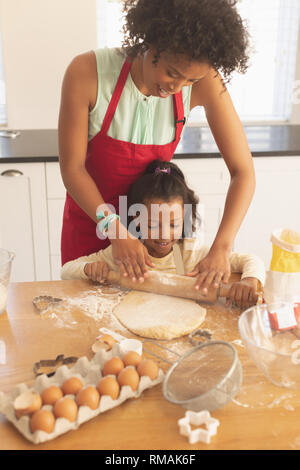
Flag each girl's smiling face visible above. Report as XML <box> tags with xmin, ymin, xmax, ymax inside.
<box><xmin>140</xmin><ymin>197</ymin><xmax>184</xmax><ymax>258</ymax></box>
<box><xmin>131</xmin><ymin>46</ymin><xmax>211</xmax><ymax>98</ymax></box>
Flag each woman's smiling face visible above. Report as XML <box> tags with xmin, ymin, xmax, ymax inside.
<box><xmin>132</xmin><ymin>47</ymin><xmax>211</xmax><ymax>98</ymax></box>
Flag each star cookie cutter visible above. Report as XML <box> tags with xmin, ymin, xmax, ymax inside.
<box><xmin>178</xmin><ymin>410</ymin><xmax>220</xmax><ymax>445</ymax></box>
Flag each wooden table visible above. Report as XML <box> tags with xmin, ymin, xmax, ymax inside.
<box><xmin>1</xmin><ymin>278</ymin><xmax>300</xmax><ymax>450</ymax></box>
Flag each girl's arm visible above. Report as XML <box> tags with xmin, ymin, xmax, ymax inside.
<box><xmin>189</xmin><ymin>68</ymin><xmax>256</xmax><ymax>292</ymax></box>
<box><xmin>58</xmin><ymin>53</ymin><xmax>153</xmax><ymax>282</ymax></box>
<box><xmin>225</xmin><ymin>251</ymin><xmax>265</xmax><ymax>308</ymax></box>
<box><xmin>61</xmin><ymin>250</ymin><xmax>104</xmax><ymax>280</ymax></box>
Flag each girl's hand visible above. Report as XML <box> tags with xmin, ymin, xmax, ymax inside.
<box><xmin>84</xmin><ymin>261</ymin><xmax>110</xmax><ymax>283</ymax></box>
<box><xmin>109</xmin><ymin>220</ymin><xmax>155</xmax><ymax>282</ymax></box>
<box><xmin>225</xmin><ymin>277</ymin><xmax>258</xmax><ymax>308</ymax></box>
<box><xmin>187</xmin><ymin>247</ymin><xmax>231</xmax><ymax>293</ymax></box>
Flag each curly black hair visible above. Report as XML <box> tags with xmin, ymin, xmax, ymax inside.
<box><xmin>121</xmin><ymin>0</ymin><xmax>250</xmax><ymax>85</ymax></box>
<box><xmin>127</xmin><ymin>159</ymin><xmax>201</xmax><ymax>238</ymax></box>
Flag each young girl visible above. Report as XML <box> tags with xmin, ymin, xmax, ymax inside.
<box><xmin>61</xmin><ymin>161</ymin><xmax>265</xmax><ymax>309</ymax></box>
<box><xmin>59</xmin><ymin>0</ymin><xmax>255</xmax><ymax>294</ymax></box>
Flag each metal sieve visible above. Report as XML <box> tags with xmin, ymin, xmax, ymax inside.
<box><xmin>143</xmin><ymin>330</ymin><xmax>243</xmax><ymax>412</ymax></box>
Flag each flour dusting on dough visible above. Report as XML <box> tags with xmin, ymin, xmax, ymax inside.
<box><xmin>113</xmin><ymin>291</ymin><xmax>206</xmax><ymax>340</ymax></box>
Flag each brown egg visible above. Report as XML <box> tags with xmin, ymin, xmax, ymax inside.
<box><xmin>97</xmin><ymin>376</ymin><xmax>120</xmax><ymax>400</ymax></box>
<box><xmin>99</xmin><ymin>334</ymin><xmax>116</xmax><ymax>350</ymax></box>
<box><xmin>122</xmin><ymin>351</ymin><xmax>142</xmax><ymax>367</ymax></box>
<box><xmin>14</xmin><ymin>391</ymin><xmax>42</xmax><ymax>419</ymax></box>
<box><xmin>41</xmin><ymin>385</ymin><xmax>63</xmax><ymax>405</ymax></box>
<box><xmin>117</xmin><ymin>367</ymin><xmax>140</xmax><ymax>391</ymax></box>
<box><xmin>30</xmin><ymin>408</ymin><xmax>55</xmax><ymax>434</ymax></box>
<box><xmin>137</xmin><ymin>359</ymin><xmax>159</xmax><ymax>380</ymax></box>
<box><xmin>54</xmin><ymin>396</ymin><xmax>78</xmax><ymax>422</ymax></box>
<box><xmin>102</xmin><ymin>357</ymin><xmax>124</xmax><ymax>376</ymax></box>
<box><xmin>62</xmin><ymin>377</ymin><xmax>83</xmax><ymax>396</ymax></box>
<box><xmin>76</xmin><ymin>385</ymin><xmax>100</xmax><ymax>410</ymax></box>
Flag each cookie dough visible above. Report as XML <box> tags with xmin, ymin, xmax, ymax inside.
<box><xmin>113</xmin><ymin>291</ymin><xmax>206</xmax><ymax>340</ymax></box>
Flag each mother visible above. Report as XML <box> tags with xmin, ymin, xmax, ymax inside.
<box><xmin>58</xmin><ymin>0</ymin><xmax>255</xmax><ymax>292</ymax></box>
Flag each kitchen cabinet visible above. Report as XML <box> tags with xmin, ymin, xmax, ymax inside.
<box><xmin>0</xmin><ymin>162</ymin><xmax>50</xmax><ymax>282</ymax></box>
<box><xmin>45</xmin><ymin>162</ymin><xmax>66</xmax><ymax>280</ymax></box>
<box><xmin>175</xmin><ymin>158</ymin><xmax>230</xmax><ymax>247</ymax></box>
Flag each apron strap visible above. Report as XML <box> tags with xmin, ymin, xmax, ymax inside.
<box><xmin>173</xmin><ymin>91</ymin><xmax>186</xmax><ymax>141</ymax></box>
<box><xmin>100</xmin><ymin>58</ymin><xmax>132</xmax><ymax>135</ymax></box>
<box><xmin>101</xmin><ymin>57</ymin><xmax>185</xmax><ymax>140</ymax></box>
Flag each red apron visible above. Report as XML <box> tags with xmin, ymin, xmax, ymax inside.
<box><xmin>61</xmin><ymin>58</ymin><xmax>186</xmax><ymax>265</ymax></box>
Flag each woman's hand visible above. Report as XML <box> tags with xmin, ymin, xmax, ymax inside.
<box><xmin>108</xmin><ymin>219</ymin><xmax>155</xmax><ymax>282</ymax></box>
<box><xmin>225</xmin><ymin>277</ymin><xmax>258</xmax><ymax>308</ymax></box>
<box><xmin>84</xmin><ymin>261</ymin><xmax>110</xmax><ymax>283</ymax></box>
<box><xmin>186</xmin><ymin>246</ymin><xmax>231</xmax><ymax>293</ymax></box>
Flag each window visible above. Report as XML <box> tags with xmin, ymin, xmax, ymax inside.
<box><xmin>0</xmin><ymin>29</ymin><xmax>6</xmax><ymax>125</ymax></box>
<box><xmin>97</xmin><ymin>0</ymin><xmax>300</xmax><ymax>124</ymax></box>
<box><xmin>97</xmin><ymin>0</ymin><xmax>124</xmax><ymax>49</ymax></box>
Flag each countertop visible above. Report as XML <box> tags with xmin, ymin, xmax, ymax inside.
<box><xmin>1</xmin><ymin>278</ymin><xmax>300</xmax><ymax>450</ymax></box>
<box><xmin>0</xmin><ymin>125</ymin><xmax>300</xmax><ymax>163</ymax></box>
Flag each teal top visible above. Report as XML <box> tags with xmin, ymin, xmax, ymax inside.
<box><xmin>88</xmin><ymin>47</ymin><xmax>192</xmax><ymax>144</ymax></box>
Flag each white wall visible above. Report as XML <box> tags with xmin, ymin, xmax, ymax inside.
<box><xmin>0</xmin><ymin>0</ymin><xmax>97</xmax><ymax>129</ymax></box>
<box><xmin>0</xmin><ymin>0</ymin><xmax>299</xmax><ymax>129</ymax></box>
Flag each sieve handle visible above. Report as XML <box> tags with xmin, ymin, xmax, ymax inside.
<box><xmin>142</xmin><ymin>339</ymin><xmax>182</xmax><ymax>366</ymax></box>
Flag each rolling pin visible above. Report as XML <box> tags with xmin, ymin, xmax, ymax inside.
<box><xmin>107</xmin><ymin>270</ymin><xmax>231</xmax><ymax>303</ymax></box>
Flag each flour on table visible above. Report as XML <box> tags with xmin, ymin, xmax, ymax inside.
<box><xmin>113</xmin><ymin>291</ymin><xmax>206</xmax><ymax>340</ymax></box>
<box><xmin>40</xmin><ymin>286</ymin><xmax>128</xmax><ymax>329</ymax></box>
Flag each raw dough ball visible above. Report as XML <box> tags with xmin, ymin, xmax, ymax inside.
<box><xmin>113</xmin><ymin>291</ymin><xmax>206</xmax><ymax>340</ymax></box>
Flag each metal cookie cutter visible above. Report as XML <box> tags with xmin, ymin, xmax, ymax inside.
<box><xmin>178</xmin><ymin>410</ymin><xmax>220</xmax><ymax>444</ymax></box>
<box><xmin>33</xmin><ymin>354</ymin><xmax>78</xmax><ymax>377</ymax></box>
<box><xmin>189</xmin><ymin>328</ymin><xmax>212</xmax><ymax>345</ymax></box>
<box><xmin>32</xmin><ymin>295</ymin><xmax>63</xmax><ymax>313</ymax></box>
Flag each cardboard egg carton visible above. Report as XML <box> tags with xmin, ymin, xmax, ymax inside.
<box><xmin>0</xmin><ymin>346</ymin><xmax>164</xmax><ymax>444</ymax></box>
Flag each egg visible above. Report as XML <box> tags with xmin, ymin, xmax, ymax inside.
<box><xmin>117</xmin><ymin>367</ymin><xmax>140</xmax><ymax>391</ymax></box>
<box><xmin>122</xmin><ymin>351</ymin><xmax>142</xmax><ymax>367</ymax></box>
<box><xmin>41</xmin><ymin>385</ymin><xmax>63</xmax><ymax>405</ymax></box>
<box><xmin>30</xmin><ymin>408</ymin><xmax>56</xmax><ymax>434</ymax></box>
<box><xmin>102</xmin><ymin>357</ymin><xmax>124</xmax><ymax>376</ymax></box>
<box><xmin>54</xmin><ymin>396</ymin><xmax>78</xmax><ymax>422</ymax></box>
<box><xmin>97</xmin><ymin>376</ymin><xmax>120</xmax><ymax>400</ymax></box>
<box><xmin>98</xmin><ymin>334</ymin><xmax>116</xmax><ymax>350</ymax></box>
<box><xmin>76</xmin><ymin>385</ymin><xmax>100</xmax><ymax>410</ymax></box>
<box><xmin>14</xmin><ymin>391</ymin><xmax>42</xmax><ymax>419</ymax></box>
<box><xmin>62</xmin><ymin>377</ymin><xmax>83</xmax><ymax>395</ymax></box>
<box><xmin>137</xmin><ymin>359</ymin><xmax>159</xmax><ymax>380</ymax></box>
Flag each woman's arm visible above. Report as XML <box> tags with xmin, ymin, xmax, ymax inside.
<box><xmin>58</xmin><ymin>52</ymin><xmax>104</xmax><ymax>223</ymax></box>
<box><xmin>58</xmin><ymin>53</ymin><xmax>153</xmax><ymax>281</ymax></box>
<box><xmin>189</xmin><ymin>69</ymin><xmax>256</xmax><ymax>291</ymax></box>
